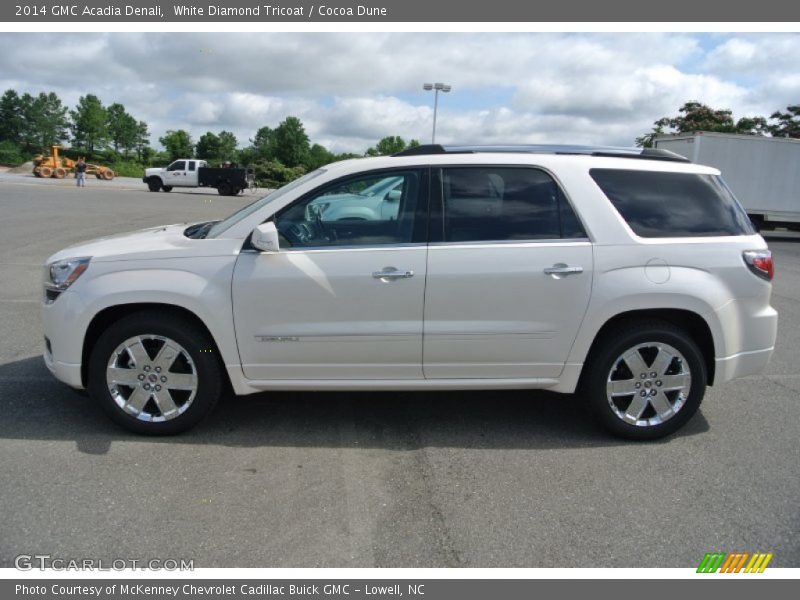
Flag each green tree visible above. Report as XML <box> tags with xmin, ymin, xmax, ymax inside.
<box><xmin>70</xmin><ymin>94</ymin><xmax>109</xmax><ymax>155</ymax></box>
<box><xmin>0</xmin><ymin>140</ymin><xmax>24</xmax><ymax>165</ymax></box>
<box><xmin>195</xmin><ymin>131</ymin><xmax>237</xmax><ymax>164</ymax></box>
<box><xmin>252</xmin><ymin>159</ymin><xmax>306</xmax><ymax>188</ymax></box>
<box><xmin>272</xmin><ymin>116</ymin><xmax>310</xmax><ymax>168</ymax></box>
<box><xmin>23</xmin><ymin>92</ymin><xmax>69</xmax><ymax>153</ymax></box>
<box><xmin>365</xmin><ymin>135</ymin><xmax>418</xmax><ymax>156</ymax></box>
<box><xmin>159</xmin><ymin>129</ymin><xmax>194</xmax><ymax>161</ymax></box>
<box><xmin>217</xmin><ymin>131</ymin><xmax>238</xmax><ymax>162</ymax></box>
<box><xmin>195</xmin><ymin>131</ymin><xmax>221</xmax><ymax>161</ymax></box>
<box><xmin>134</xmin><ymin>121</ymin><xmax>152</xmax><ymax>162</ymax></box>
<box><xmin>637</xmin><ymin>101</ymin><xmax>768</xmax><ymax>147</ymax></box>
<box><xmin>106</xmin><ymin>103</ymin><xmax>139</xmax><ymax>157</ymax></box>
<box><xmin>306</xmin><ymin>143</ymin><xmax>335</xmax><ymax>170</ymax></box>
<box><xmin>250</xmin><ymin>126</ymin><xmax>275</xmax><ymax>160</ymax></box>
<box><xmin>0</xmin><ymin>89</ymin><xmax>25</xmax><ymax>145</ymax></box>
<box><xmin>768</xmin><ymin>105</ymin><xmax>800</xmax><ymax>138</ymax></box>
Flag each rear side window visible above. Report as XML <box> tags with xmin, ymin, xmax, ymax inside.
<box><xmin>440</xmin><ymin>167</ymin><xmax>586</xmax><ymax>242</ymax></box>
<box><xmin>590</xmin><ymin>169</ymin><xmax>754</xmax><ymax>238</ymax></box>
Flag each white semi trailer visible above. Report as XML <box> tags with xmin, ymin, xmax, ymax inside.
<box><xmin>654</xmin><ymin>132</ymin><xmax>800</xmax><ymax>230</ymax></box>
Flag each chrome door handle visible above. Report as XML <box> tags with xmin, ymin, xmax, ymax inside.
<box><xmin>372</xmin><ymin>267</ymin><xmax>414</xmax><ymax>281</ymax></box>
<box><xmin>544</xmin><ymin>264</ymin><xmax>584</xmax><ymax>276</ymax></box>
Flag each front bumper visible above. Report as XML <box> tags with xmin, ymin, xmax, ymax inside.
<box><xmin>42</xmin><ymin>290</ymin><xmax>89</xmax><ymax>390</ymax></box>
<box><xmin>43</xmin><ymin>342</ymin><xmax>83</xmax><ymax>389</ymax></box>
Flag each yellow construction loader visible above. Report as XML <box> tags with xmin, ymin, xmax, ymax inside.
<box><xmin>33</xmin><ymin>145</ymin><xmax>115</xmax><ymax>180</ymax></box>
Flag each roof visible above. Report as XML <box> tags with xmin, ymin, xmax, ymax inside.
<box><xmin>393</xmin><ymin>144</ymin><xmax>691</xmax><ymax>163</ymax></box>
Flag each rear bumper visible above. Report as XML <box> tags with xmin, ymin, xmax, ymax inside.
<box><xmin>714</xmin><ymin>347</ymin><xmax>775</xmax><ymax>384</ymax></box>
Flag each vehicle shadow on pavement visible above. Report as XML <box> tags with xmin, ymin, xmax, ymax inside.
<box><xmin>0</xmin><ymin>356</ymin><xmax>710</xmax><ymax>455</ymax></box>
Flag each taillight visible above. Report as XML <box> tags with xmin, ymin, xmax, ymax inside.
<box><xmin>743</xmin><ymin>250</ymin><xmax>774</xmax><ymax>281</ymax></box>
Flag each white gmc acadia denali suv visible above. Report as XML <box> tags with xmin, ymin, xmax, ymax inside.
<box><xmin>42</xmin><ymin>145</ymin><xmax>778</xmax><ymax>439</ymax></box>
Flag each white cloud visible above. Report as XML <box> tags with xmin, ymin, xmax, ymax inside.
<box><xmin>0</xmin><ymin>32</ymin><xmax>796</xmax><ymax>153</ymax></box>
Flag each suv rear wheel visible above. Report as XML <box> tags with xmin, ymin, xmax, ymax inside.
<box><xmin>88</xmin><ymin>312</ymin><xmax>222</xmax><ymax>435</ymax></box>
<box><xmin>582</xmin><ymin>321</ymin><xmax>707</xmax><ymax>440</ymax></box>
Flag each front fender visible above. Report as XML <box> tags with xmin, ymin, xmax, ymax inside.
<box><xmin>70</xmin><ymin>259</ymin><xmax>240</xmax><ymax>370</ymax></box>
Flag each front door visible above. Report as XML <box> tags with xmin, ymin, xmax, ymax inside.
<box><xmin>232</xmin><ymin>169</ymin><xmax>429</xmax><ymax>380</ymax></box>
<box><xmin>165</xmin><ymin>160</ymin><xmax>190</xmax><ymax>187</ymax></box>
<box><xmin>423</xmin><ymin>166</ymin><xmax>593</xmax><ymax>379</ymax></box>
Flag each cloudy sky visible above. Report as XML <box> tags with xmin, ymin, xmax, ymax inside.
<box><xmin>1</xmin><ymin>32</ymin><xmax>798</xmax><ymax>153</ymax></box>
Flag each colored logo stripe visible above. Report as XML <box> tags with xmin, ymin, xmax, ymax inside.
<box><xmin>697</xmin><ymin>553</ymin><xmax>726</xmax><ymax>573</ymax></box>
<box><xmin>719</xmin><ymin>553</ymin><xmax>749</xmax><ymax>573</ymax></box>
<box><xmin>745</xmin><ymin>553</ymin><xmax>773</xmax><ymax>573</ymax></box>
<box><xmin>697</xmin><ymin>552</ymin><xmax>773</xmax><ymax>573</ymax></box>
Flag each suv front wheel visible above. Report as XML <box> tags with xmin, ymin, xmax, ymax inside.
<box><xmin>582</xmin><ymin>321</ymin><xmax>707</xmax><ymax>440</ymax></box>
<box><xmin>88</xmin><ymin>312</ymin><xmax>222</xmax><ymax>435</ymax></box>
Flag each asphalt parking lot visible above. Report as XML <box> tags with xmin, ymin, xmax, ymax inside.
<box><xmin>0</xmin><ymin>172</ymin><xmax>798</xmax><ymax>568</ymax></box>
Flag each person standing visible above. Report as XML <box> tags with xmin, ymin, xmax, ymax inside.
<box><xmin>75</xmin><ymin>157</ymin><xmax>87</xmax><ymax>187</ymax></box>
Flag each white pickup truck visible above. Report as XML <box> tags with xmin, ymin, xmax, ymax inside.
<box><xmin>143</xmin><ymin>159</ymin><xmax>250</xmax><ymax>196</ymax></box>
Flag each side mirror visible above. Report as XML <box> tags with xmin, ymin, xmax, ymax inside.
<box><xmin>385</xmin><ymin>189</ymin><xmax>401</xmax><ymax>202</ymax></box>
<box><xmin>251</xmin><ymin>222</ymin><xmax>280</xmax><ymax>253</ymax></box>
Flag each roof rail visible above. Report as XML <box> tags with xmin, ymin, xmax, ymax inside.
<box><xmin>392</xmin><ymin>144</ymin><xmax>691</xmax><ymax>163</ymax></box>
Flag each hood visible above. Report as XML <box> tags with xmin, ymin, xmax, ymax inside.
<box><xmin>45</xmin><ymin>223</ymin><xmax>234</xmax><ymax>264</ymax></box>
<box><xmin>145</xmin><ymin>167</ymin><xmax>165</xmax><ymax>176</ymax></box>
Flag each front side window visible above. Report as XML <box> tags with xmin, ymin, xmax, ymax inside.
<box><xmin>275</xmin><ymin>170</ymin><xmax>422</xmax><ymax>248</ymax></box>
<box><xmin>590</xmin><ymin>168</ymin><xmax>754</xmax><ymax>238</ymax></box>
<box><xmin>168</xmin><ymin>161</ymin><xmax>186</xmax><ymax>171</ymax></box>
<box><xmin>440</xmin><ymin>167</ymin><xmax>585</xmax><ymax>242</ymax></box>
<box><xmin>207</xmin><ymin>168</ymin><xmax>326</xmax><ymax>239</ymax></box>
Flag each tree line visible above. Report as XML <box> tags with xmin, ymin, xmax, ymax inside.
<box><xmin>5</xmin><ymin>87</ymin><xmax>795</xmax><ymax>186</ymax></box>
<box><xmin>636</xmin><ymin>101</ymin><xmax>800</xmax><ymax>147</ymax></box>
<box><xmin>0</xmin><ymin>88</ymin><xmax>420</xmax><ymax>185</ymax></box>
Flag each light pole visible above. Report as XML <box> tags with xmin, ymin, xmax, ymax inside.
<box><xmin>423</xmin><ymin>82</ymin><xmax>451</xmax><ymax>144</ymax></box>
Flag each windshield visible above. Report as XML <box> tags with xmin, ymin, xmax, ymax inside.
<box><xmin>206</xmin><ymin>168</ymin><xmax>326</xmax><ymax>238</ymax></box>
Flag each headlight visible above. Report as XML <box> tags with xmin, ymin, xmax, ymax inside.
<box><xmin>44</xmin><ymin>257</ymin><xmax>91</xmax><ymax>297</ymax></box>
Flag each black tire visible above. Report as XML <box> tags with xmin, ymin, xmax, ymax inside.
<box><xmin>162</xmin><ymin>186</ymin><xmax>173</xmax><ymax>192</ymax></box>
<box><xmin>580</xmin><ymin>320</ymin><xmax>707</xmax><ymax>440</ymax></box>
<box><xmin>87</xmin><ymin>311</ymin><xmax>223</xmax><ymax>435</ymax></box>
<box><xmin>147</xmin><ymin>178</ymin><xmax>162</xmax><ymax>192</ymax></box>
<box><xmin>217</xmin><ymin>182</ymin><xmax>232</xmax><ymax>196</ymax></box>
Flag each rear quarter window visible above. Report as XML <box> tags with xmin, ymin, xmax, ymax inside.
<box><xmin>589</xmin><ymin>169</ymin><xmax>754</xmax><ymax>238</ymax></box>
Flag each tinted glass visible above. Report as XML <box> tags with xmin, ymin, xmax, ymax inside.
<box><xmin>188</xmin><ymin>161</ymin><xmax>196</xmax><ymax>171</ymax></box>
<box><xmin>168</xmin><ymin>161</ymin><xmax>185</xmax><ymax>171</ymax></box>
<box><xmin>441</xmin><ymin>167</ymin><xmax>585</xmax><ymax>242</ymax></box>
<box><xmin>590</xmin><ymin>169</ymin><xmax>754</xmax><ymax>238</ymax></box>
<box><xmin>275</xmin><ymin>171</ymin><xmax>421</xmax><ymax>248</ymax></box>
<box><xmin>207</xmin><ymin>168</ymin><xmax>326</xmax><ymax>238</ymax></box>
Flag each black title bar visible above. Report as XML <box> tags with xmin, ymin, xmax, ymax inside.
<box><xmin>4</xmin><ymin>0</ymin><xmax>800</xmax><ymax>22</ymax></box>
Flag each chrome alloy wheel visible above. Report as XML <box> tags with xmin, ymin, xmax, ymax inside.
<box><xmin>106</xmin><ymin>335</ymin><xmax>198</xmax><ymax>422</ymax></box>
<box><xmin>606</xmin><ymin>342</ymin><xmax>691</xmax><ymax>427</ymax></box>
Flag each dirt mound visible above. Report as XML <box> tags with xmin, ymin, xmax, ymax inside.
<box><xmin>8</xmin><ymin>161</ymin><xmax>34</xmax><ymax>174</ymax></box>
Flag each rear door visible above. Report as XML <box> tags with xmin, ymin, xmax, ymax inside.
<box><xmin>184</xmin><ymin>160</ymin><xmax>200</xmax><ymax>186</ymax></box>
<box><xmin>423</xmin><ymin>166</ymin><xmax>593</xmax><ymax>379</ymax></box>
